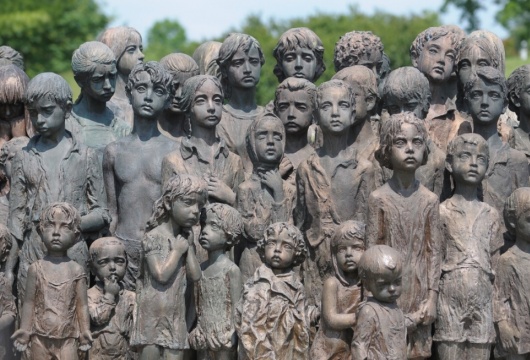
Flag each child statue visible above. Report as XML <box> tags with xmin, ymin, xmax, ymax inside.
<box><xmin>0</xmin><ymin>64</ymin><xmax>33</xmax><ymax>148</ymax></box>
<box><xmin>507</xmin><ymin>64</ymin><xmax>530</xmax><ymax>167</ymax></box>
<box><xmin>494</xmin><ymin>187</ymin><xmax>530</xmax><ymax>359</ymax></box>
<box><xmin>272</xmin><ymin>27</ymin><xmax>325</xmax><ymax>83</ymax></box>
<box><xmin>236</xmin><ymin>222</ymin><xmax>311</xmax><ymax>360</ymax></box>
<box><xmin>410</xmin><ymin>26</ymin><xmax>471</xmax><ymax>152</ymax></box>
<box><xmin>70</xmin><ymin>41</ymin><xmax>131</xmax><ymax>155</ymax></box>
<box><xmin>333</xmin><ymin>31</ymin><xmax>384</xmax><ymax>78</ymax></box>
<box><xmin>98</xmin><ymin>26</ymin><xmax>145</xmax><ymax>127</ymax></box>
<box><xmin>237</xmin><ymin>112</ymin><xmax>295</xmax><ymax>280</ymax></box>
<box><xmin>216</xmin><ymin>33</ymin><xmax>266</xmax><ymax>174</ymax></box>
<box><xmin>162</xmin><ymin>75</ymin><xmax>243</xmax><ymax>206</ymax></box>
<box><xmin>0</xmin><ymin>46</ymin><xmax>24</xmax><ymax>69</ymax></box>
<box><xmin>310</xmin><ymin>221</ymin><xmax>365</xmax><ymax>360</ymax></box>
<box><xmin>193</xmin><ymin>41</ymin><xmax>222</xmax><ymax>79</ymax></box>
<box><xmin>9</xmin><ymin>73</ymin><xmax>109</xmax><ymax>305</ymax></box>
<box><xmin>88</xmin><ymin>237</ymin><xmax>135</xmax><ymax>360</ymax></box>
<box><xmin>12</xmin><ymin>203</ymin><xmax>92</xmax><ymax>359</ymax></box>
<box><xmin>367</xmin><ymin>112</ymin><xmax>442</xmax><ymax>359</ymax></box>
<box><xmin>189</xmin><ymin>203</ymin><xmax>243</xmax><ymax>360</ymax></box>
<box><xmin>381</xmin><ymin>66</ymin><xmax>447</xmax><ymax>198</ymax></box>
<box><xmin>433</xmin><ymin>134</ymin><xmax>502</xmax><ymax>359</ymax></box>
<box><xmin>159</xmin><ymin>53</ymin><xmax>199</xmax><ymax>141</ymax></box>
<box><xmin>463</xmin><ymin>67</ymin><xmax>529</xmax><ymax>235</ymax></box>
<box><xmin>103</xmin><ymin>61</ymin><xmax>179</xmax><ymax>290</ymax></box>
<box><xmin>295</xmin><ymin>79</ymin><xmax>374</xmax><ymax>308</ymax></box>
<box><xmin>351</xmin><ymin>245</ymin><xmax>409</xmax><ymax>360</ymax></box>
<box><xmin>130</xmin><ymin>174</ymin><xmax>205</xmax><ymax>359</ymax></box>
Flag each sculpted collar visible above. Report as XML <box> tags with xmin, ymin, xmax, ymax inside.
<box><xmin>27</xmin><ymin>130</ymin><xmax>80</xmax><ymax>157</ymax></box>
<box><xmin>180</xmin><ymin>135</ymin><xmax>229</xmax><ymax>162</ymax></box>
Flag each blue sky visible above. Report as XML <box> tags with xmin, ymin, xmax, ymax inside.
<box><xmin>98</xmin><ymin>0</ymin><xmax>506</xmax><ymax>43</ymax></box>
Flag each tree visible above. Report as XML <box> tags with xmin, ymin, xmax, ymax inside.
<box><xmin>441</xmin><ymin>0</ymin><xmax>483</xmax><ymax>32</ymax></box>
<box><xmin>0</xmin><ymin>0</ymin><xmax>110</xmax><ymax>77</ymax></box>
<box><xmin>144</xmin><ymin>19</ymin><xmax>188</xmax><ymax>61</ymax></box>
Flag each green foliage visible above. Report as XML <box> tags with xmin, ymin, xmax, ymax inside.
<box><xmin>496</xmin><ymin>0</ymin><xmax>530</xmax><ymax>44</ymax></box>
<box><xmin>144</xmin><ymin>19</ymin><xmax>188</xmax><ymax>61</ymax></box>
<box><xmin>0</xmin><ymin>0</ymin><xmax>111</xmax><ymax>77</ymax></box>
<box><xmin>441</xmin><ymin>0</ymin><xmax>483</xmax><ymax>32</ymax></box>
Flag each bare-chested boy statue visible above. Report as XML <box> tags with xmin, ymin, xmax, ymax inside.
<box><xmin>103</xmin><ymin>61</ymin><xmax>177</xmax><ymax>290</ymax></box>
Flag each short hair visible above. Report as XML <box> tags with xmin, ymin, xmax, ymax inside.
<box><xmin>273</xmin><ymin>77</ymin><xmax>317</xmax><ymax>116</ymax></box>
<box><xmin>160</xmin><ymin>53</ymin><xmax>199</xmax><ymax>88</ymax></box>
<box><xmin>504</xmin><ymin>187</ymin><xmax>530</xmax><ymax>238</ymax></box>
<box><xmin>0</xmin><ymin>46</ymin><xmax>24</xmax><ymax>70</ymax></box>
<box><xmin>446</xmin><ymin>133</ymin><xmax>489</xmax><ymax>166</ymax></box>
<box><xmin>507</xmin><ymin>65</ymin><xmax>530</xmax><ymax>113</ymax></box>
<box><xmin>331</xmin><ymin>221</ymin><xmax>366</xmax><ymax>285</ymax></box>
<box><xmin>257</xmin><ymin>222</ymin><xmax>307</xmax><ymax>267</ymax></box>
<box><xmin>126</xmin><ymin>61</ymin><xmax>174</xmax><ymax>99</ymax></box>
<box><xmin>375</xmin><ymin>112</ymin><xmax>429</xmax><ymax>170</ymax></box>
<box><xmin>89</xmin><ymin>236</ymin><xmax>126</xmax><ymax>266</ymax></box>
<box><xmin>358</xmin><ymin>245</ymin><xmax>402</xmax><ymax>283</ymax></box>
<box><xmin>334</xmin><ymin>31</ymin><xmax>384</xmax><ymax>72</ymax></box>
<box><xmin>39</xmin><ymin>202</ymin><xmax>81</xmax><ymax>235</ymax></box>
<box><xmin>457</xmin><ymin>30</ymin><xmax>505</xmax><ymax>74</ymax></box>
<box><xmin>332</xmin><ymin>65</ymin><xmax>379</xmax><ymax>101</ymax></box>
<box><xmin>272</xmin><ymin>27</ymin><xmax>325</xmax><ymax>82</ymax></box>
<box><xmin>146</xmin><ymin>173</ymin><xmax>208</xmax><ymax>231</ymax></box>
<box><xmin>25</xmin><ymin>73</ymin><xmax>72</xmax><ymax>111</ymax></box>
<box><xmin>72</xmin><ymin>41</ymin><xmax>116</xmax><ymax>86</ymax></box>
<box><xmin>410</xmin><ymin>26</ymin><xmax>458</xmax><ymax>62</ymax></box>
<box><xmin>0</xmin><ymin>64</ymin><xmax>29</xmax><ymax>104</ymax></box>
<box><xmin>217</xmin><ymin>33</ymin><xmax>265</xmax><ymax>99</ymax></box>
<box><xmin>316</xmin><ymin>79</ymin><xmax>356</xmax><ymax>112</ymax></box>
<box><xmin>192</xmin><ymin>41</ymin><xmax>222</xmax><ymax>79</ymax></box>
<box><xmin>463</xmin><ymin>66</ymin><xmax>507</xmax><ymax>101</ymax></box>
<box><xmin>382</xmin><ymin>67</ymin><xmax>431</xmax><ymax>119</ymax></box>
<box><xmin>200</xmin><ymin>203</ymin><xmax>243</xmax><ymax>249</ymax></box>
<box><xmin>97</xmin><ymin>26</ymin><xmax>142</xmax><ymax>65</ymax></box>
<box><xmin>178</xmin><ymin>75</ymin><xmax>223</xmax><ymax>114</ymax></box>
<box><xmin>246</xmin><ymin>112</ymin><xmax>285</xmax><ymax>168</ymax></box>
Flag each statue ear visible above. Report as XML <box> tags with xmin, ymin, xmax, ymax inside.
<box><xmin>73</xmin><ymin>74</ymin><xmax>85</xmax><ymax>89</ymax></box>
<box><xmin>410</xmin><ymin>50</ymin><xmax>419</xmax><ymax>68</ymax></box>
<box><xmin>509</xmin><ymin>91</ymin><xmax>521</xmax><ymax>109</ymax></box>
<box><xmin>365</xmin><ymin>95</ymin><xmax>376</xmax><ymax>113</ymax></box>
<box><xmin>445</xmin><ymin>159</ymin><xmax>453</xmax><ymax>174</ymax></box>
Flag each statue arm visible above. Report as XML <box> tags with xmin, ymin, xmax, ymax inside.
<box><xmin>103</xmin><ymin>143</ymin><xmax>118</xmax><ymax>234</ymax></box>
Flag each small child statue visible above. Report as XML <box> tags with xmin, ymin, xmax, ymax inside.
<box><xmin>463</xmin><ymin>67</ymin><xmax>529</xmax><ymax>236</ymax></box>
<box><xmin>351</xmin><ymin>245</ymin><xmax>409</xmax><ymax>360</ymax></box>
<box><xmin>12</xmin><ymin>203</ymin><xmax>92</xmax><ymax>359</ymax></box>
<box><xmin>189</xmin><ymin>203</ymin><xmax>243</xmax><ymax>360</ymax></box>
<box><xmin>237</xmin><ymin>112</ymin><xmax>295</xmax><ymax>281</ymax></box>
<box><xmin>310</xmin><ymin>220</ymin><xmax>365</xmax><ymax>360</ymax></box>
<box><xmin>494</xmin><ymin>187</ymin><xmax>530</xmax><ymax>359</ymax></box>
<box><xmin>88</xmin><ymin>236</ymin><xmax>135</xmax><ymax>360</ymax></box>
<box><xmin>433</xmin><ymin>134</ymin><xmax>502</xmax><ymax>359</ymax></box>
<box><xmin>192</xmin><ymin>41</ymin><xmax>222</xmax><ymax>79</ymax></box>
<box><xmin>333</xmin><ymin>31</ymin><xmax>384</xmax><ymax>78</ymax></box>
<box><xmin>216</xmin><ymin>33</ymin><xmax>266</xmax><ymax>174</ymax></box>
<box><xmin>507</xmin><ymin>64</ymin><xmax>530</xmax><ymax>168</ymax></box>
<box><xmin>367</xmin><ymin>112</ymin><xmax>442</xmax><ymax>359</ymax></box>
<box><xmin>236</xmin><ymin>222</ymin><xmax>311</xmax><ymax>360</ymax></box>
<box><xmin>130</xmin><ymin>173</ymin><xmax>205</xmax><ymax>359</ymax></box>
<box><xmin>410</xmin><ymin>26</ymin><xmax>471</xmax><ymax>152</ymax></box>
<box><xmin>0</xmin><ymin>224</ymin><xmax>16</xmax><ymax>359</ymax></box>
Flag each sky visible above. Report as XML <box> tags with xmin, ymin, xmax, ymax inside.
<box><xmin>99</xmin><ymin>0</ymin><xmax>507</xmax><ymax>43</ymax></box>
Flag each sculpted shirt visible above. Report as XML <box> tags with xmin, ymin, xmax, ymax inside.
<box><xmin>426</xmin><ymin>98</ymin><xmax>472</xmax><ymax>153</ymax></box>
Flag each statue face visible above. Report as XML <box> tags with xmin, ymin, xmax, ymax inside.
<box><xmin>254</xmin><ymin>120</ymin><xmax>284</xmax><ymax>164</ymax></box>
<box><xmin>170</xmin><ymin>193</ymin><xmax>202</xmax><ymax>228</ymax></box>
<box><xmin>335</xmin><ymin>238</ymin><xmax>364</xmax><ymax>275</ymax></box>
<box><xmin>515</xmin><ymin>80</ymin><xmax>530</xmax><ymax>117</ymax></box>
<box><xmin>28</xmin><ymin>97</ymin><xmax>68</xmax><ymax>139</ymax></box>
<box><xmin>414</xmin><ymin>36</ymin><xmax>455</xmax><ymax>83</ymax></box>
<box><xmin>384</xmin><ymin>94</ymin><xmax>425</xmax><ymax>119</ymax></box>
<box><xmin>280</xmin><ymin>46</ymin><xmax>318</xmax><ymax>82</ymax></box>
<box><xmin>117</xmin><ymin>32</ymin><xmax>144</xmax><ymax>76</ymax></box>
<box><xmin>40</xmin><ymin>210</ymin><xmax>77</xmax><ymax>255</ymax></box>
<box><xmin>227</xmin><ymin>45</ymin><xmax>261</xmax><ymax>89</ymax></box>
<box><xmin>129</xmin><ymin>71</ymin><xmax>169</xmax><ymax>120</ymax></box>
<box><xmin>516</xmin><ymin>208</ymin><xmax>530</xmax><ymax>243</ymax></box>
<box><xmin>169</xmin><ymin>73</ymin><xmax>195</xmax><ymax>114</ymax></box>
<box><xmin>357</xmin><ymin>52</ymin><xmax>383</xmax><ymax>79</ymax></box>
<box><xmin>264</xmin><ymin>229</ymin><xmax>296</xmax><ymax>272</ymax></box>
<box><xmin>390</xmin><ymin>122</ymin><xmax>425</xmax><ymax>172</ymax></box>
<box><xmin>350</xmin><ymin>83</ymin><xmax>369</xmax><ymax>121</ymax></box>
<box><xmin>449</xmin><ymin>142</ymin><xmax>488</xmax><ymax>186</ymax></box>
<box><xmin>457</xmin><ymin>45</ymin><xmax>492</xmax><ymax>86</ymax></box>
<box><xmin>366</xmin><ymin>266</ymin><xmax>402</xmax><ymax>303</ymax></box>
<box><xmin>190</xmin><ymin>79</ymin><xmax>223</xmax><ymax>129</ymax></box>
<box><xmin>199</xmin><ymin>212</ymin><xmax>227</xmax><ymax>252</ymax></box>
<box><xmin>84</xmin><ymin>63</ymin><xmax>117</xmax><ymax>103</ymax></box>
<box><xmin>276</xmin><ymin>89</ymin><xmax>313</xmax><ymax>136</ymax></box>
<box><xmin>0</xmin><ymin>102</ymin><xmax>24</xmax><ymax>121</ymax></box>
<box><xmin>92</xmin><ymin>244</ymin><xmax>127</xmax><ymax>283</ymax></box>
<box><xmin>318</xmin><ymin>86</ymin><xmax>355</xmax><ymax>135</ymax></box>
<box><xmin>466</xmin><ymin>78</ymin><xmax>505</xmax><ymax>125</ymax></box>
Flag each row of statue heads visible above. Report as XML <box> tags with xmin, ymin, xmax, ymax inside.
<box><xmin>0</xmin><ymin>23</ymin><xmax>529</xmax><ymax>360</ymax></box>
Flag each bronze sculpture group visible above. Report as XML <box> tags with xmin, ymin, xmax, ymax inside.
<box><xmin>0</xmin><ymin>22</ymin><xmax>529</xmax><ymax>360</ymax></box>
